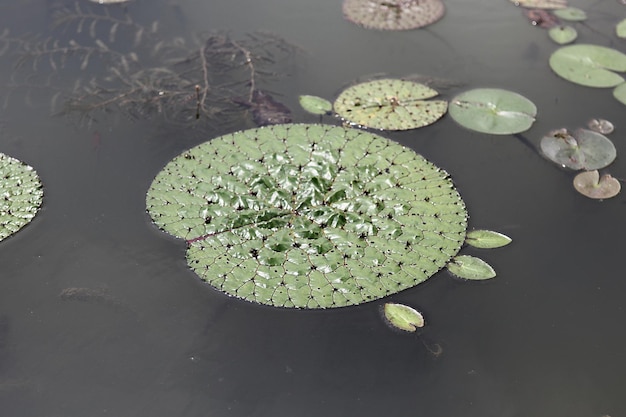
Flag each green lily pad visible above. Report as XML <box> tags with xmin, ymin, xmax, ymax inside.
<box><xmin>342</xmin><ymin>0</ymin><xmax>445</xmax><ymax>31</ymax></box>
<box><xmin>0</xmin><ymin>152</ymin><xmax>43</xmax><ymax>242</ymax></box>
<box><xmin>617</xmin><ymin>18</ymin><xmax>626</xmax><ymax>38</ymax></box>
<box><xmin>549</xmin><ymin>44</ymin><xmax>626</xmax><ymax>88</ymax></box>
<box><xmin>448</xmin><ymin>88</ymin><xmax>537</xmax><ymax>135</ymax></box>
<box><xmin>465</xmin><ymin>230</ymin><xmax>512</xmax><ymax>249</ymax></box>
<box><xmin>511</xmin><ymin>0</ymin><xmax>567</xmax><ymax>9</ymax></box>
<box><xmin>573</xmin><ymin>170</ymin><xmax>621</xmax><ymax>199</ymax></box>
<box><xmin>548</xmin><ymin>25</ymin><xmax>577</xmax><ymax>44</ymax></box>
<box><xmin>146</xmin><ymin>124</ymin><xmax>468</xmax><ymax>309</ymax></box>
<box><xmin>299</xmin><ymin>95</ymin><xmax>333</xmax><ymax>116</ymax></box>
<box><xmin>446</xmin><ymin>255</ymin><xmax>496</xmax><ymax>280</ymax></box>
<box><xmin>553</xmin><ymin>7</ymin><xmax>587</xmax><ymax>21</ymax></box>
<box><xmin>383</xmin><ymin>302</ymin><xmax>424</xmax><ymax>332</ymax></box>
<box><xmin>333</xmin><ymin>79</ymin><xmax>448</xmax><ymax>131</ymax></box>
<box><xmin>540</xmin><ymin>128</ymin><xmax>616</xmax><ymax>170</ymax></box>
<box><xmin>613</xmin><ymin>82</ymin><xmax>626</xmax><ymax>105</ymax></box>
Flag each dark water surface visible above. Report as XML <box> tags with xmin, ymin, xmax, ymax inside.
<box><xmin>0</xmin><ymin>0</ymin><xmax>625</xmax><ymax>416</ymax></box>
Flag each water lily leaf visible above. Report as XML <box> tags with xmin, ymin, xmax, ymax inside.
<box><xmin>0</xmin><ymin>152</ymin><xmax>43</xmax><ymax>242</ymax></box>
<box><xmin>448</xmin><ymin>88</ymin><xmax>537</xmax><ymax>135</ymax></box>
<box><xmin>616</xmin><ymin>18</ymin><xmax>626</xmax><ymax>38</ymax></box>
<box><xmin>299</xmin><ymin>95</ymin><xmax>333</xmax><ymax>115</ymax></box>
<box><xmin>549</xmin><ymin>44</ymin><xmax>626</xmax><ymax>87</ymax></box>
<box><xmin>613</xmin><ymin>82</ymin><xmax>626</xmax><ymax>105</ymax></box>
<box><xmin>446</xmin><ymin>255</ymin><xmax>496</xmax><ymax>280</ymax></box>
<box><xmin>511</xmin><ymin>0</ymin><xmax>567</xmax><ymax>9</ymax></box>
<box><xmin>553</xmin><ymin>7</ymin><xmax>587</xmax><ymax>21</ymax></box>
<box><xmin>549</xmin><ymin>25</ymin><xmax>577</xmax><ymax>44</ymax></box>
<box><xmin>540</xmin><ymin>128</ymin><xmax>616</xmax><ymax>170</ymax></box>
<box><xmin>465</xmin><ymin>230</ymin><xmax>512</xmax><ymax>249</ymax></box>
<box><xmin>525</xmin><ymin>8</ymin><xmax>561</xmax><ymax>28</ymax></box>
<box><xmin>383</xmin><ymin>302</ymin><xmax>424</xmax><ymax>332</ymax></box>
<box><xmin>146</xmin><ymin>124</ymin><xmax>468</xmax><ymax>309</ymax></box>
<box><xmin>573</xmin><ymin>170</ymin><xmax>621</xmax><ymax>199</ymax></box>
<box><xmin>587</xmin><ymin>118</ymin><xmax>614</xmax><ymax>134</ymax></box>
<box><xmin>343</xmin><ymin>0</ymin><xmax>445</xmax><ymax>31</ymax></box>
<box><xmin>333</xmin><ymin>79</ymin><xmax>448</xmax><ymax>131</ymax></box>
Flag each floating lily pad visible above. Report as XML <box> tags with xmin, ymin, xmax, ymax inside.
<box><xmin>146</xmin><ymin>124</ymin><xmax>468</xmax><ymax>309</ymax></box>
<box><xmin>549</xmin><ymin>25</ymin><xmax>577</xmax><ymax>44</ymax></box>
<box><xmin>0</xmin><ymin>152</ymin><xmax>43</xmax><ymax>242</ymax></box>
<box><xmin>587</xmin><ymin>118</ymin><xmax>614</xmax><ymax>134</ymax></box>
<box><xmin>553</xmin><ymin>7</ymin><xmax>587</xmax><ymax>21</ymax></box>
<box><xmin>525</xmin><ymin>8</ymin><xmax>561</xmax><ymax>28</ymax></box>
<box><xmin>448</xmin><ymin>88</ymin><xmax>537</xmax><ymax>135</ymax></box>
<box><xmin>573</xmin><ymin>170</ymin><xmax>621</xmax><ymax>199</ymax></box>
<box><xmin>511</xmin><ymin>0</ymin><xmax>567</xmax><ymax>9</ymax></box>
<box><xmin>446</xmin><ymin>255</ymin><xmax>496</xmax><ymax>280</ymax></box>
<box><xmin>343</xmin><ymin>0</ymin><xmax>445</xmax><ymax>31</ymax></box>
<box><xmin>299</xmin><ymin>95</ymin><xmax>333</xmax><ymax>116</ymax></box>
<box><xmin>613</xmin><ymin>82</ymin><xmax>626</xmax><ymax>105</ymax></box>
<box><xmin>465</xmin><ymin>230</ymin><xmax>512</xmax><ymax>249</ymax></box>
<box><xmin>383</xmin><ymin>302</ymin><xmax>424</xmax><ymax>332</ymax></box>
<box><xmin>540</xmin><ymin>128</ymin><xmax>616</xmax><ymax>170</ymax></box>
<box><xmin>549</xmin><ymin>44</ymin><xmax>626</xmax><ymax>87</ymax></box>
<box><xmin>617</xmin><ymin>18</ymin><xmax>626</xmax><ymax>38</ymax></box>
<box><xmin>333</xmin><ymin>79</ymin><xmax>448</xmax><ymax>131</ymax></box>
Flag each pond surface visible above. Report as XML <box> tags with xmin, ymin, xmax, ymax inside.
<box><xmin>0</xmin><ymin>0</ymin><xmax>625</xmax><ymax>416</ymax></box>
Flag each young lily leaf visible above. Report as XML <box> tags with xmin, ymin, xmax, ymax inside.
<box><xmin>383</xmin><ymin>303</ymin><xmax>425</xmax><ymax>332</ymax></box>
<box><xmin>343</xmin><ymin>0</ymin><xmax>445</xmax><ymax>31</ymax></box>
<box><xmin>587</xmin><ymin>118</ymin><xmax>614</xmax><ymax>134</ymax></box>
<box><xmin>617</xmin><ymin>18</ymin><xmax>626</xmax><ymax>38</ymax></box>
<box><xmin>549</xmin><ymin>25</ymin><xmax>577</xmax><ymax>44</ymax></box>
<box><xmin>299</xmin><ymin>95</ymin><xmax>333</xmax><ymax>116</ymax></box>
<box><xmin>549</xmin><ymin>44</ymin><xmax>626</xmax><ymax>87</ymax></box>
<box><xmin>333</xmin><ymin>79</ymin><xmax>448</xmax><ymax>131</ymax></box>
<box><xmin>146</xmin><ymin>124</ymin><xmax>468</xmax><ymax>309</ymax></box>
<box><xmin>613</xmin><ymin>82</ymin><xmax>626</xmax><ymax>105</ymax></box>
<box><xmin>573</xmin><ymin>170</ymin><xmax>621</xmax><ymax>199</ymax></box>
<box><xmin>524</xmin><ymin>8</ymin><xmax>560</xmax><ymax>28</ymax></box>
<box><xmin>552</xmin><ymin>7</ymin><xmax>587</xmax><ymax>21</ymax></box>
<box><xmin>511</xmin><ymin>0</ymin><xmax>567</xmax><ymax>9</ymax></box>
<box><xmin>446</xmin><ymin>255</ymin><xmax>496</xmax><ymax>280</ymax></box>
<box><xmin>0</xmin><ymin>152</ymin><xmax>43</xmax><ymax>242</ymax></box>
<box><xmin>448</xmin><ymin>88</ymin><xmax>537</xmax><ymax>135</ymax></box>
<box><xmin>465</xmin><ymin>230</ymin><xmax>512</xmax><ymax>249</ymax></box>
<box><xmin>540</xmin><ymin>128</ymin><xmax>616</xmax><ymax>170</ymax></box>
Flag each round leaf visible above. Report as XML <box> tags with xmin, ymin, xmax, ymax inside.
<box><xmin>511</xmin><ymin>0</ymin><xmax>567</xmax><ymax>9</ymax></box>
<box><xmin>613</xmin><ymin>82</ymin><xmax>626</xmax><ymax>105</ymax></box>
<box><xmin>553</xmin><ymin>7</ymin><xmax>587</xmax><ymax>21</ymax></box>
<box><xmin>448</xmin><ymin>88</ymin><xmax>537</xmax><ymax>135</ymax></box>
<box><xmin>540</xmin><ymin>128</ymin><xmax>616</xmax><ymax>170</ymax></box>
<box><xmin>549</xmin><ymin>25</ymin><xmax>577</xmax><ymax>44</ymax></box>
<box><xmin>333</xmin><ymin>79</ymin><xmax>448</xmax><ymax>131</ymax></box>
<box><xmin>342</xmin><ymin>0</ymin><xmax>445</xmax><ymax>31</ymax></box>
<box><xmin>383</xmin><ymin>303</ymin><xmax>424</xmax><ymax>332</ymax></box>
<box><xmin>465</xmin><ymin>230</ymin><xmax>512</xmax><ymax>249</ymax></box>
<box><xmin>0</xmin><ymin>152</ymin><xmax>43</xmax><ymax>242</ymax></box>
<box><xmin>573</xmin><ymin>170</ymin><xmax>621</xmax><ymax>199</ymax></box>
<box><xmin>549</xmin><ymin>44</ymin><xmax>626</xmax><ymax>88</ymax></box>
<box><xmin>299</xmin><ymin>95</ymin><xmax>333</xmax><ymax>116</ymax></box>
<box><xmin>616</xmin><ymin>18</ymin><xmax>626</xmax><ymax>38</ymax></box>
<box><xmin>446</xmin><ymin>255</ymin><xmax>496</xmax><ymax>280</ymax></box>
<box><xmin>587</xmin><ymin>118</ymin><xmax>614</xmax><ymax>134</ymax></box>
<box><xmin>146</xmin><ymin>124</ymin><xmax>468</xmax><ymax>309</ymax></box>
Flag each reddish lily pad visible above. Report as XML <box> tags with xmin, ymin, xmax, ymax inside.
<box><xmin>573</xmin><ymin>170</ymin><xmax>621</xmax><ymax>199</ymax></box>
<box><xmin>587</xmin><ymin>118</ymin><xmax>614</xmax><ymax>134</ymax></box>
<box><xmin>343</xmin><ymin>0</ymin><xmax>445</xmax><ymax>31</ymax></box>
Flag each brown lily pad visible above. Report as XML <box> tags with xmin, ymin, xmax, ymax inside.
<box><xmin>573</xmin><ymin>170</ymin><xmax>621</xmax><ymax>199</ymax></box>
<box><xmin>343</xmin><ymin>0</ymin><xmax>445</xmax><ymax>31</ymax></box>
<box><xmin>511</xmin><ymin>0</ymin><xmax>567</xmax><ymax>9</ymax></box>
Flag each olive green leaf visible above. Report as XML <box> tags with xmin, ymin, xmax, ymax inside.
<box><xmin>333</xmin><ymin>79</ymin><xmax>448</xmax><ymax>131</ymax></box>
<box><xmin>510</xmin><ymin>0</ymin><xmax>567</xmax><ymax>9</ymax></box>
<box><xmin>617</xmin><ymin>18</ymin><xmax>626</xmax><ymax>38</ymax></box>
<box><xmin>446</xmin><ymin>255</ymin><xmax>496</xmax><ymax>280</ymax></box>
<box><xmin>573</xmin><ymin>170</ymin><xmax>621</xmax><ymax>199</ymax></box>
<box><xmin>343</xmin><ymin>0</ymin><xmax>445</xmax><ymax>31</ymax></box>
<box><xmin>383</xmin><ymin>302</ymin><xmax>424</xmax><ymax>332</ymax></box>
<box><xmin>553</xmin><ymin>7</ymin><xmax>587</xmax><ymax>21</ymax></box>
<box><xmin>146</xmin><ymin>124</ymin><xmax>468</xmax><ymax>309</ymax></box>
<box><xmin>465</xmin><ymin>230</ymin><xmax>512</xmax><ymax>249</ymax></box>
<box><xmin>549</xmin><ymin>44</ymin><xmax>626</xmax><ymax>88</ymax></box>
<box><xmin>540</xmin><ymin>128</ymin><xmax>616</xmax><ymax>170</ymax></box>
<box><xmin>548</xmin><ymin>25</ymin><xmax>577</xmax><ymax>44</ymax></box>
<box><xmin>448</xmin><ymin>88</ymin><xmax>537</xmax><ymax>135</ymax></box>
<box><xmin>613</xmin><ymin>82</ymin><xmax>626</xmax><ymax>105</ymax></box>
<box><xmin>299</xmin><ymin>95</ymin><xmax>333</xmax><ymax>116</ymax></box>
<box><xmin>0</xmin><ymin>152</ymin><xmax>43</xmax><ymax>242</ymax></box>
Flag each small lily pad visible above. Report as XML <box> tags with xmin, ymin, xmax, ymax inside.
<box><xmin>616</xmin><ymin>18</ymin><xmax>626</xmax><ymax>38</ymax></box>
<box><xmin>511</xmin><ymin>0</ymin><xmax>567</xmax><ymax>9</ymax></box>
<box><xmin>540</xmin><ymin>128</ymin><xmax>616</xmax><ymax>170</ymax></box>
<box><xmin>446</xmin><ymin>255</ymin><xmax>496</xmax><ymax>280</ymax></box>
<box><xmin>553</xmin><ymin>7</ymin><xmax>587</xmax><ymax>21</ymax></box>
<box><xmin>613</xmin><ymin>82</ymin><xmax>626</xmax><ymax>105</ymax></box>
<box><xmin>299</xmin><ymin>95</ymin><xmax>333</xmax><ymax>116</ymax></box>
<box><xmin>587</xmin><ymin>118</ymin><xmax>614</xmax><ymax>134</ymax></box>
<box><xmin>466</xmin><ymin>230</ymin><xmax>512</xmax><ymax>249</ymax></box>
<box><xmin>383</xmin><ymin>302</ymin><xmax>425</xmax><ymax>332</ymax></box>
<box><xmin>549</xmin><ymin>25</ymin><xmax>577</xmax><ymax>44</ymax></box>
<box><xmin>0</xmin><ymin>152</ymin><xmax>43</xmax><ymax>242</ymax></box>
<box><xmin>333</xmin><ymin>79</ymin><xmax>448</xmax><ymax>131</ymax></box>
<box><xmin>549</xmin><ymin>44</ymin><xmax>626</xmax><ymax>88</ymax></box>
<box><xmin>573</xmin><ymin>170</ymin><xmax>621</xmax><ymax>199</ymax></box>
<box><xmin>343</xmin><ymin>0</ymin><xmax>445</xmax><ymax>31</ymax></box>
<box><xmin>448</xmin><ymin>88</ymin><xmax>537</xmax><ymax>135</ymax></box>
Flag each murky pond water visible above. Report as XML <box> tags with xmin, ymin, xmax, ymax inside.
<box><xmin>0</xmin><ymin>0</ymin><xmax>625</xmax><ymax>416</ymax></box>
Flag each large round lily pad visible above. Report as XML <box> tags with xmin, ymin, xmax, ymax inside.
<box><xmin>540</xmin><ymin>128</ymin><xmax>616</xmax><ymax>170</ymax></box>
<box><xmin>343</xmin><ymin>0</ymin><xmax>445</xmax><ymax>31</ymax></box>
<box><xmin>0</xmin><ymin>152</ymin><xmax>43</xmax><ymax>242</ymax></box>
<box><xmin>549</xmin><ymin>44</ymin><xmax>626</xmax><ymax>88</ymax></box>
<box><xmin>146</xmin><ymin>124</ymin><xmax>468</xmax><ymax>309</ymax></box>
<box><xmin>333</xmin><ymin>79</ymin><xmax>448</xmax><ymax>131</ymax></box>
